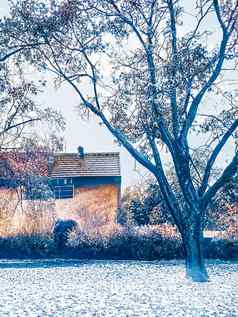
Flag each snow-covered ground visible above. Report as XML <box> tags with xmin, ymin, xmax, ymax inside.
<box><xmin>0</xmin><ymin>259</ymin><xmax>237</xmax><ymax>317</ymax></box>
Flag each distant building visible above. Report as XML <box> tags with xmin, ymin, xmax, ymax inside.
<box><xmin>0</xmin><ymin>147</ymin><xmax>121</xmax><ymax>224</ymax></box>
<box><xmin>50</xmin><ymin>148</ymin><xmax>121</xmax><ymax>222</ymax></box>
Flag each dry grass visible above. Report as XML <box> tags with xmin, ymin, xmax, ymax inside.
<box><xmin>0</xmin><ymin>197</ymin><xmax>56</xmax><ymax>237</ymax></box>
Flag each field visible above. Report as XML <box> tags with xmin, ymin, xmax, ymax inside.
<box><xmin>0</xmin><ymin>259</ymin><xmax>237</xmax><ymax>317</ymax></box>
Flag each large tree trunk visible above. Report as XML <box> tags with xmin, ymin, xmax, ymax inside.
<box><xmin>182</xmin><ymin>219</ymin><xmax>208</xmax><ymax>282</ymax></box>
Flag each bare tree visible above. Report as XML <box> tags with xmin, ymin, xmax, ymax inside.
<box><xmin>3</xmin><ymin>0</ymin><xmax>238</xmax><ymax>281</ymax></box>
<box><xmin>0</xmin><ymin>60</ymin><xmax>66</xmax><ymax>150</ymax></box>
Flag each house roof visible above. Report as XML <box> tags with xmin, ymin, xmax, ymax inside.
<box><xmin>50</xmin><ymin>152</ymin><xmax>121</xmax><ymax>178</ymax></box>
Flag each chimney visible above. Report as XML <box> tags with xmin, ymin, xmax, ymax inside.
<box><xmin>78</xmin><ymin>146</ymin><xmax>84</xmax><ymax>159</ymax></box>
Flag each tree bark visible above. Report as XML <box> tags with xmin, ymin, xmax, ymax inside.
<box><xmin>182</xmin><ymin>219</ymin><xmax>208</xmax><ymax>282</ymax></box>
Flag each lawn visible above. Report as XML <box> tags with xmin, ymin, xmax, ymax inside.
<box><xmin>0</xmin><ymin>259</ymin><xmax>237</xmax><ymax>317</ymax></box>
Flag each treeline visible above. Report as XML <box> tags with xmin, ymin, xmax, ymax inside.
<box><xmin>118</xmin><ymin>175</ymin><xmax>238</xmax><ymax>239</ymax></box>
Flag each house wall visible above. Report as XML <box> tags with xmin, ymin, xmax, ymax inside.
<box><xmin>0</xmin><ymin>182</ymin><xmax>120</xmax><ymax>235</ymax></box>
<box><xmin>55</xmin><ymin>184</ymin><xmax>120</xmax><ymax>226</ymax></box>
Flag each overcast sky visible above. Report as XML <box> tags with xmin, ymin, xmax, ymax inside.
<box><xmin>0</xmin><ymin>0</ymin><xmax>236</xmax><ymax>190</ymax></box>
<box><xmin>0</xmin><ymin>0</ymin><xmax>148</xmax><ymax>190</ymax></box>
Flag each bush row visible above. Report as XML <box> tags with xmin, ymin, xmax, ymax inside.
<box><xmin>66</xmin><ymin>227</ymin><xmax>184</xmax><ymax>260</ymax></box>
<box><xmin>0</xmin><ymin>228</ymin><xmax>237</xmax><ymax>260</ymax></box>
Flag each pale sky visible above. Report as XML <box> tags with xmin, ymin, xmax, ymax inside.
<box><xmin>0</xmin><ymin>0</ymin><xmax>147</xmax><ymax>190</ymax></box>
<box><xmin>0</xmin><ymin>0</ymin><xmax>237</xmax><ymax>190</ymax></box>
<box><xmin>39</xmin><ymin>79</ymin><xmax>147</xmax><ymax>189</ymax></box>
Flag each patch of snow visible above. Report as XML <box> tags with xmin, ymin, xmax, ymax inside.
<box><xmin>0</xmin><ymin>259</ymin><xmax>237</xmax><ymax>316</ymax></box>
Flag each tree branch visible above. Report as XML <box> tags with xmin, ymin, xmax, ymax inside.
<box><xmin>0</xmin><ymin>42</ymin><xmax>46</xmax><ymax>62</ymax></box>
<box><xmin>185</xmin><ymin>2</ymin><xmax>214</xmax><ymax>45</ymax></box>
<box><xmin>199</xmin><ymin>119</ymin><xmax>238</xmax><ymax>195</ymax></box>
<box><xmin>167</xmin><ymin>0</ymin><xmax>179</xmax><ymax>137</ymax></box>
<box><xmin>0</xmin><ymin>118</ymin><xmax>41</xmax><ymax>138</ymax></box>
<box><xmin>202</xmin><ymin>151</ymin><xmax>238</xmax><ymax>208</ymax></box>
<box><xmin>108</xmin><ymin>0</ymin><xmax>147</xmax><ymax>50</ymax></box>
<box><xmin>147</xmin><ymin>135</ymin><xmax>185</xmax><ymax>231</ymax></box>
<box><xmin>0</xmin><ymin>48</ymin><xmax>24</xmax><ymax>62</ymax></box>
<box><xmin>180</xmin><ymin>0</ymin><xmax>236</xmax><ymax>140</ymax></box>
<box><xmin>42</xmin><ymin>42</ymin><xmax>158</xmax><ymax>174</ymax></box>
<box><xmin>181</xmin><ymin>36</ymin><xmax>231</xmax><ymax>140</ymax></box>
<box><xmin>213</xmin><ymin>0</ymin><xmax>226</xmax><ymax>33</ymax></box>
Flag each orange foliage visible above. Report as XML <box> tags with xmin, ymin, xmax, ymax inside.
<box><xmin>0</xmin><ymin>147</ymin><xmax>50</xmax><ymax>178</ymax></box>
<box><xmin>218</xmin><ymin>203</ymin><xmax>238</xmax><ymax>240</ymax></box>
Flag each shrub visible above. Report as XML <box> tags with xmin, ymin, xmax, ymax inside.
<box><xmin>203</xmin><ymin>238</ymin><xmax>238</xmax><ymax>260</ymax></box>
<box><xmin>53</xmin><ymin>219</ymin><xmax>78</xmax><ymax>249</ymax></box>
<box><xmin>67</xmin><ymin>224</ymin><xmax>184</xmax><ymax>260</ymax></box>
<box><xmin>0</xmin><ymin>234</ymin><xmax>56</xmax><ymax>258</ymax></box>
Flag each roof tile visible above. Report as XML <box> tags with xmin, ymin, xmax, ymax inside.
<box><xmin>50</xmin><ymin>152</ymin><xmax>121</xmax><ymax>178</ymax></box>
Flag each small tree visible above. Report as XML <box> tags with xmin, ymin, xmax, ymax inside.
<box><xmin>119</xmin><ymin>181</ymin><xmax>172</xmax><ymax>225</ymax></box>
<box><xmin>0</xmin><ymin>15</ymin><xmax>65</xmax><ymax>236</ymax></box>
<box><xmin>0</xmin><ymin>146</ymin><xmax>56</xmax><ymax>235</ymax></box>
<box><xmin>206</xmin><ymin>172</ymin><xmax>238</xmax><ymax>237</ymax></box>
<box><xmin>3</xmin><ymin>0</ymin><xmax>238</xmax><ymax>281</ymax></box>
<box><xmin>119</xmin><ymin>183</ymin><xmax>148</xmax><ymax>225</ymax></box>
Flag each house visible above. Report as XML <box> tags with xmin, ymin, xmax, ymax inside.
<box><xmin>0</xmin><ymin>147</ymin><xmax>121</xmax><ymax>225</ymax></box>
<box><xmin>49</xmin><ymin>147</ymin><xmax>121</xmax><ymax>222</ymax></box>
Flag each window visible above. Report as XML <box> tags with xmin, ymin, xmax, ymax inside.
<box><xmin>54</xmin><ymin>185</ymin><xmax>74</xmax><ymax>199</ymax></box>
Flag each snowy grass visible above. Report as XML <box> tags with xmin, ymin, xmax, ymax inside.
<box><xmin>0</xmin><ymin>259</ymin><xmax>237</xmax><ymax>317</ymax></box>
